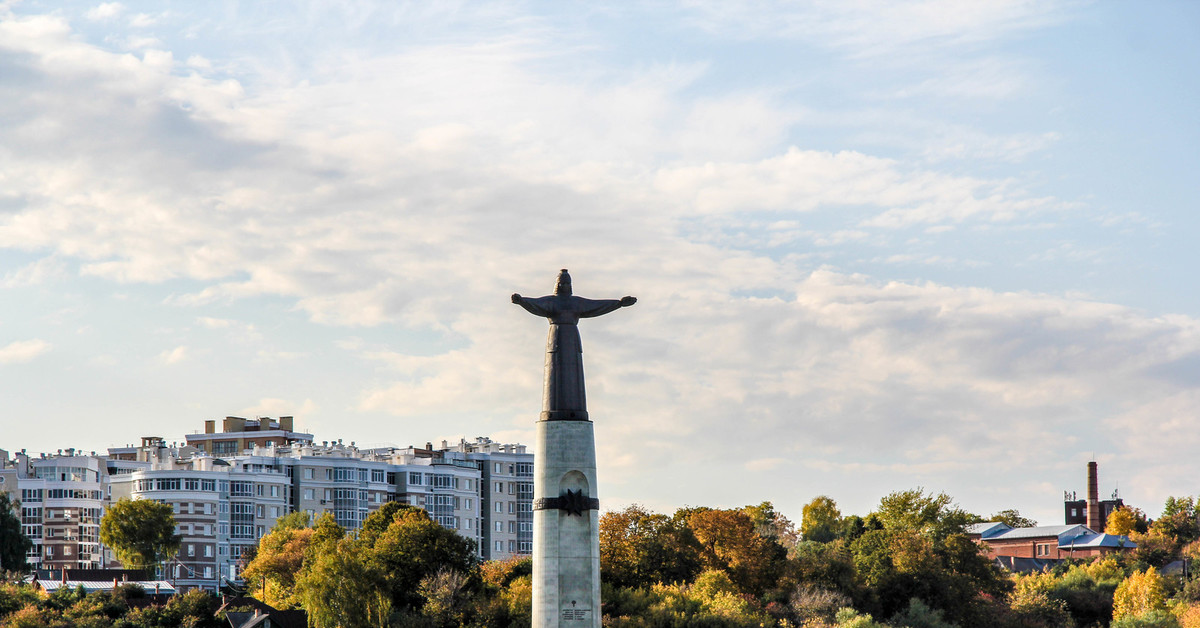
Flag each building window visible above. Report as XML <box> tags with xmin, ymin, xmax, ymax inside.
<box><xmin>304</xmin><ymin>489</ymin><xmax>315</xmax><ymax>500</ymax></box>
<box><xmin>495</xmin><ymin>541</ymin><xmax>502</xmax><ymax>551</ymax></box>
<box><xmin>187</xmin><ymin>545</ymin><xmax>195</xmax><ymax>556</ymax></box>
<box><xmin>494</xmin><ymin>463</ymin><xmax>501</xmax><ymax>473</ymax></box>
<box><xmin>495</xmin><ymin>502</ymin><xmax>503</xmax><ymax>513</ymax></box>
<box><xmin>304</xmin><ymin>468</ymin><xmax>314</xmax><ymax>479</ymax></box>
<box><xmin>1036</xmin><ymin>543</ymin><xmax>1052</xmax><ymax>557</ymax></box>
<box><xmin>204</xmin><ymin>566</ymin><xmax>213</xmax><ymax>578</ymax></box>
<box><xmin>495</xmin><ymin>521</ymin><xmax>503</xmax><ymax>532</ymax></box>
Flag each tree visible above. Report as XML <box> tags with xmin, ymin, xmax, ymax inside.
<box><xmin>271</xmin><ymin>510</ymin><xmax>311</xmax><ymax>532</ymax></box>
<box><xmin>802</xmin><ymin>496</ymin><xmax>843</xmax><ymax>543</ymax></box>
<box><xmin>687</xmin><ymin>508</ymin><xmax>786</xmax><ymax>596</ymax></box>
<box><xmin>1113</xmin><ymin>567</ymin><xmax>1168</xmax><ymax>621</ymax></box>
<box><xmin>743</xmin><ymin>501</ymin><xmax>799</xmax><ymax>550</ymax></box>
<box><xmin>99</xmin><ymin>498</ymin><xmax>179</xmax><ymax>571</ymax></box>
<box><xmin>367</xmin><ymin>507</ymin><xmax>478</xmax><ymax>610</ymax></box>
<box><xmin>989</xmin><ymin>508</ymin><xmax>1037</xmax><ymax>529</ymax></box>
<box><xmin>848</xmin><ymin>489</ymin><xmax>1008</xmax><ymax>625</ymax></box>
<box><xmin>240</xmin><ymin>525</ymin><xmax>315</xmax><ymax>608</ymax></box>
<box><xmin>296</xmin><ymin>536</ymin><xmax>391</xmax><ymax>628</ymax></box>
<box><xmin>0</xmin><ymin>493</ymin><xmax>32</xmax><ymax>572</ymax></box>
<box><xmin>1108</xmin><ymin>507</ymin><xmax>1139</xmax><ymax>536</ymax></box>
<box><xmin>600</xmin><ymin>505</ymin><xmax>671</xmax><ymax>588</ymax></box>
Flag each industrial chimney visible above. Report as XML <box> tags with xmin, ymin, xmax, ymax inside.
<box><xmin>1087</xmin><ymin>461</ymin><xmax>1100</xmax><ymax>531</ymax></box>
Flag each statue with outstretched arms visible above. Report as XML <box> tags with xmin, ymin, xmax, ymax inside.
<box><xmin>512</xmin><ymin>269</ymin><xmax>636</xmax><ymax>421</ymax></box>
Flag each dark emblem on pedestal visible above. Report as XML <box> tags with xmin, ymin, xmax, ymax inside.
<box><xmin>533</xmin><ymin>489</ymin><xmax>600</xmax><ymax>516</ymax></box>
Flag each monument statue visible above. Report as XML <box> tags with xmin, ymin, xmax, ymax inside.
<box><xmin>513</xmin><ymin>269</ymin><xmax>636</xmax><ymax>628</ymax></box>
<box><xmin>511</xmin><ymin>269</ymin><xmax>636</xmax><ymax>421</ymax></box>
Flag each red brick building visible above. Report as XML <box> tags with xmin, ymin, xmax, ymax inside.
<box><xmin>968</xmin><ymin>522</ymin><xmax>1135</xmax><ymax>560</ymax></box>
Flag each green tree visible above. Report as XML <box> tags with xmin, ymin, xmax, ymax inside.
<box><xmin>99</xmin><ymin>498</ymin><xmax>179</xmax><ymax>571</ymax></box>
<box><xmin>271</xmin><ymin>510</ymin><xmax>311</xmax><ymax>532</ymax></box>
<box><xmin>296</xmin><ymin>536</ymin><xmax>391</xmax><ymax>628</ymax></box>
<box><xmin>0</xmin><ymin>493</ymin><xmax>32</xmax><ymax>573</ymax></box>
<box><xmin>989</xmin><ymin>508</ymin><xmax>1037</xmax><ymax>529</ymax></box>
<box><xmin>367</xmin><ymin>507</ymin><xmax>479</xmax><ymax>610</ymax></box>
<box><xmin>849</xmin><ymin>489</ymin><xmax>1007</xmax><ymax>625</ymax></box>
<box><xmin>802</xmin><ymin>496</ymin><xmax>843</xmax><ymax>543</ymax></box>
<box><xmin>743</xmin><ymin>501</ymin><xmax>799</xmax><ymax>549</ymax></box>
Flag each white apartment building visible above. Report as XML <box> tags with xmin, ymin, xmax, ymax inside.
<box><xmin>0</xmin><ymin>450</ymin><xmax>108</xmax><ymax>571</ymax></box>
<box><xmin>1</xmin><ymin>419</ymin><xmax>533</xmax><ymax>591</ymax></box>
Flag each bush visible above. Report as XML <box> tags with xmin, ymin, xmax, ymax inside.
<box><xmin>1111</xmin><ymin>609</ymin><xmax>1181</xmax><ymax>628</ymax></box>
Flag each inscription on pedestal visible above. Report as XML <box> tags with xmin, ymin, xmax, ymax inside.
<box><xmin>561</xmin><ymin>608</ymin><xmax>592</xmax><ymax>621</ymax></box>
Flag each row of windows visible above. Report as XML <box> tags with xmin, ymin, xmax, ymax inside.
<box><xmin>492</xmin><ymin>540</ymin><xmax>533</xmax><ymax>554</ymax></box>
<box><xmin>493</xmin><ymin>501</ymin><xmax>531</xmax><ymax>514</ymax></box>
<box><xmin>32</xmin><ymin>466</ymin><xmax>99</xmax><ymax>482</ymax></box>
<box><xmin>135</xmin><ymin>478</ymin><xmax>222</xmax><ymax>493</ymax></box>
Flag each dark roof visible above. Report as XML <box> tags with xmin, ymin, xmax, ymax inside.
<box><xmin>218</xmin><ymin>597</ymin><xmax>306</xmax><ymax>628</ymax></box>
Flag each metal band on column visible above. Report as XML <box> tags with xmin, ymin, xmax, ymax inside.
<box><xmin>534</xmin><ymin>489</ymin><xmax>599</xmax><ymax>516</ymax></box>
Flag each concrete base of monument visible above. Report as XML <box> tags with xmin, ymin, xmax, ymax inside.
<box><xmin>532</xmin><ymin>419</ymin><xmax>601</xmax><ymax>628</ymax></box>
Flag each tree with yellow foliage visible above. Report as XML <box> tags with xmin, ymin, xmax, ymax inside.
<box><xmin>1112</xmin><ymin>567</ymin><xmax>1167</xmax><ymax>621</ymax></box>
<box><xmin>1106</xmin><ymin>507</ymin><xmax>1139</xmax><ymax>536</ymax></box>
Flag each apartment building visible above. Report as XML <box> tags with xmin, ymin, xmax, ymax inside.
<box><xmin>440</xmin><ymin>437</ymin><xmax>534</xmax><ymax>560</ymax></box>
<box><xmin>2</xmin><ymin>418</ymin><xmax>534</xmax><ymax>591</ymax></box>
<box><xmin>0</xmin><ymin>450</ymin><xmax>108</xmax><ymax>571</ymax></box>
<box><xmin>184</xmin><ymin>416</ymin><xmax>313</xmax><ymax>457</ymax></box>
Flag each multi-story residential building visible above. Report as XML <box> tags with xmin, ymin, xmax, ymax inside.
<box><xmin>440</xmin><ymin>437</ymin><xmax>534</xmax><ymax>560</ymax></box>
<box><xmin>3</xmin><ymin>418</ymin><xmax>533</xmax><ymax>590</ymax></box>
<box><xmin>0</xmin><ymin>450</ymin><xmax>108</xmax><ymax>571</ymax></box>
<box><xmin>184</xmin><ymin>416</ymin><xmax>313</xmax><ymax>457</ymax></box>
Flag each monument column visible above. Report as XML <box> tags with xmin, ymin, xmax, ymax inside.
<box><xmin>512</xmin><ymin>269</ymin><xmax>635</xmax><ymax>628</ymax></box>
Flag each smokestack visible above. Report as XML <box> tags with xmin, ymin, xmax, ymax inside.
<box><xmin>1087</xmin><ymin>461</ymin><xmax>1100</xmax><ymax>530</ymax></box>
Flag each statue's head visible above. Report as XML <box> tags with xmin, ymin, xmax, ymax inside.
<box><xmin>555</xmin><ymin>269</ymin><xmax>572</xmax><ymax>296</ymax></box>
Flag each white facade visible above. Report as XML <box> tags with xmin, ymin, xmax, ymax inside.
<box><xmin>1</xmin><ymin>424</ymin><xmax>534</xmax><ymax>592</ymax></box>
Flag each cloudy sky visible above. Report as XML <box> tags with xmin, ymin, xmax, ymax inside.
<box><xmin>1</xmin><ymin>0</ymin><xmax>1198</xmax><ymax>526</ymax></box>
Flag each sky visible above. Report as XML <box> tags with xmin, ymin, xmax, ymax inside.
<box><xmin>1</xmin><ymin>0</ymin><xmax>1198</xmax><ymax>527</ymax></box>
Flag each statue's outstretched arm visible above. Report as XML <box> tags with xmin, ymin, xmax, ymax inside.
<box><xmin>576</xmin><ymin>296</ymin><xmax>636</xmax><ymax>318</ymax></box>
<box><xmin>512</xmin><ymin>294</ymin><xmax>553</xmax><ymax>317</ymax></box>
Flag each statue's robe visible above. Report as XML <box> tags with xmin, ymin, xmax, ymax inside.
<box><xmin>512</xmin><ymin>295</ymin><xmax>624</xmax><ymax>420</ymax></box>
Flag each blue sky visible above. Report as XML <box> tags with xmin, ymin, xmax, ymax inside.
<box><xmin>1</xmin><ymin>0</ymin><xmax>1198</xmax><ymax>526</ymax></box>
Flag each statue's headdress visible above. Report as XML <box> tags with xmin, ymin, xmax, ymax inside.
<box><xmin>555</xmin><ymin>269</ymin><xmax>572</xmax><ymax>296</ymax></box>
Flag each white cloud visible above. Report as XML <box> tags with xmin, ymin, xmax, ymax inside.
<box><xmin>85</xmin><ymin>3</ymin><xmax>125</xmax><ymax>21</ymax></box>
<box><xmin>0</xmin><ymin>2</ymin><xmax>1188</xmax><ymax>524</ymax></box>
<box><xmin>0</xmin><ymin>339</ymin><xmax>50</xmax><ymax>364</ymax></box>
<box><xmin>158</xmin><ymin>345</ymin><xmax>188</xmax><ymax>365</ymax></box>
<box><xmin>1</xmin><ymin>256</ymin><xmax>65</xmax><ymax>287</ymax></box>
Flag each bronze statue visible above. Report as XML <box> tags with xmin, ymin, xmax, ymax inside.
<box><xmin>512</xmin><ymin>269</ymin><xmax>636</xmax><ymax>421</ymax></box>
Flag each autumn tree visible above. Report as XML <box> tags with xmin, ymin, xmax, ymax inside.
<box><xmin>1107</xmin><ymin>507</ymin><xmax>1140</xmax><ymax>536</ymax></box>
<box><xmin>688</xmin><ymin>508</ymin><xmax>786</xmax><ymax>596</ymax></box>
<box><xmin>240</xmin><ymin>524</ymin><xmax>315</xmax><ymax>608</ymax></box>
<box><xmin>99</xmin><ymin>498</ymin><xmax>180</xmax><ymax>571</ymax></box>
<box><xmin>989</xmin><ymin>508</ymin><xmax>1037</xmax><ymax>529</ymax></box>
<box><xmin>801</xmin><ymin>496</ymin><xmax>843</xmax><ymax>543</ymax></box>
<box><xmin>600</xmin><ymin>505</ymin><xmax>670</xmax><ymax>588</ymax></box>
<box><xmin>0</xmin><ymin>493</ymin><xmax>31</xmax><ymax>572</ymax></box>
<box><xmin>1113</xmin><ymin>567</ymin><xmax>1168</xmax><ymax>621</ymax></box>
